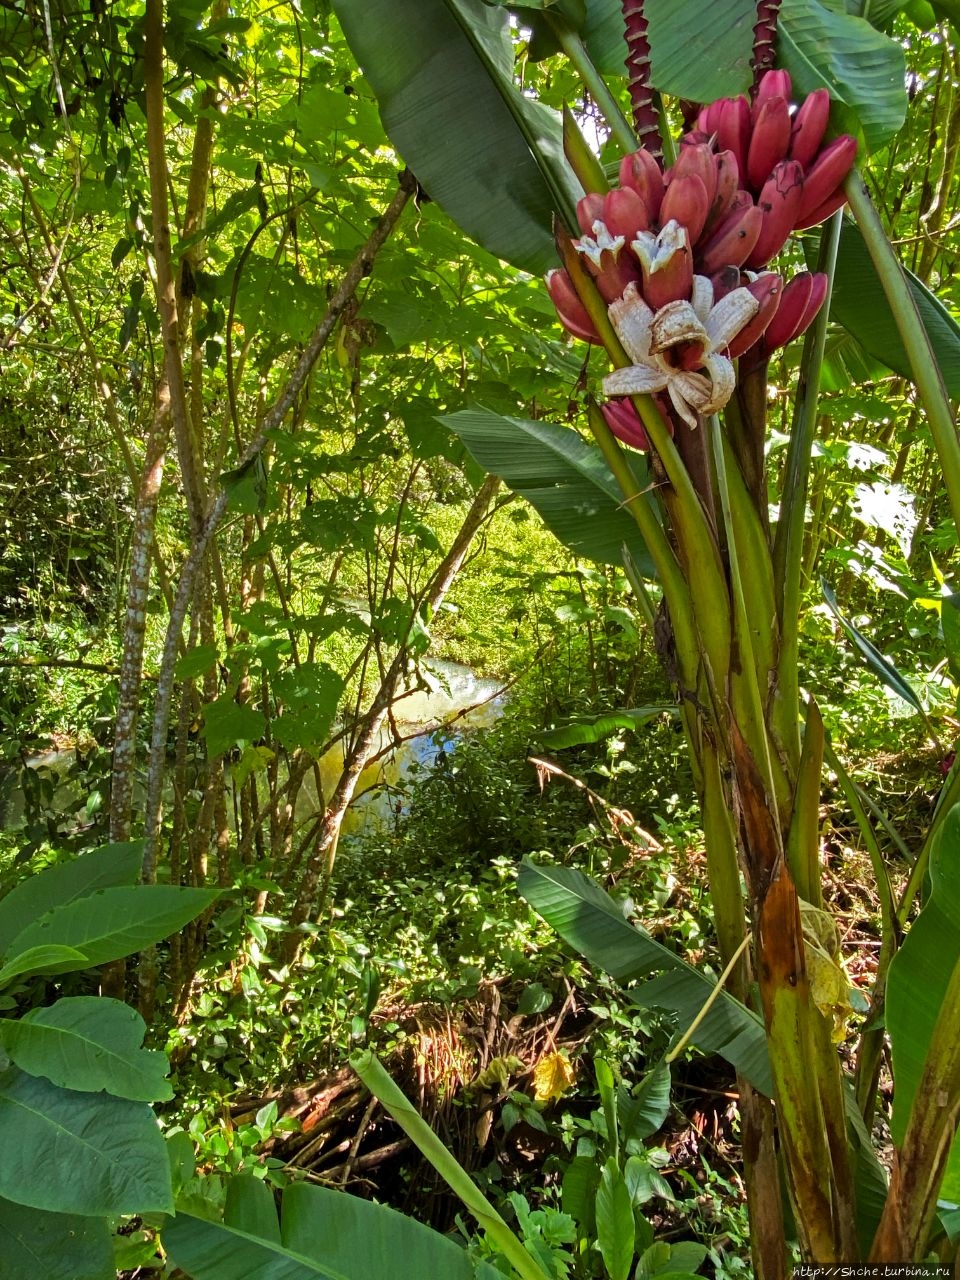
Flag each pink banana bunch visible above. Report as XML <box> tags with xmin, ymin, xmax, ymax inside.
<box><xmin>544</xmin><ymin>68</ymin><xmax>851</xmax><ymax>443</ymax></box>
<box><xmin>695</xmin><ymin>69</ymin><xmax>857</xmax><ymax>263</ymax></box>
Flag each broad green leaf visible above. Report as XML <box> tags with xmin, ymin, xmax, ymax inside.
<box><xmin>562</xmin><ymin>1155</ymin><xmax>599</xmax><ymax>1232</ymax></box>
<box><xmin>0</xmin><ymin>945</ymin><xmax>89</xmax><ymax>987</ymax></box>
<box><xmin>0</xmin><ymin>1194</ymin><xmax>113</xmax><ymax>1280</ymax></box>
<box><xmin>778</xmin><ymin>0</ymin><xmax>907</xmax><ymax>151</ymax></box>
<box><xmin>941</xmin><ymin>594</ymin><xmax>960</xmax><ymax>687</ymax></box>
<box><xmin>0</xmin><ymin>1067</ymin><xmax>172</xmax><ymax>1216</ymax></box>
<box><xmin>887</xmin><ymin>804</ymin><xmax>960</xmax><ymax>1145</ymax></box>
<box><xmin>542</xmin><ymin>706</ymin><xmax>673</xmax><ymax>748</ymax></box>
<box><xmin>831</xmin><ymin>222</ymin><xmax>960</xmax><ymax>398</ymax></box>
<box><xmin>579</xmin><ymin>0</ymin><xmax>905</xmax><ymax>144</ymax></box>
<box><xmin>202</xmin><ymin>696</ymin><xmax>267</xmax><ymax>759</ymax></box>
<box><xmin>271</xmin><ymin>663</ymin><xmax>344</xmax><ymax>755</ymax></box>
<box><xmin>645</xmin><ymin>0</ymin><xmax>754</xmax><ymax>101</ymax></box>
<box><xmin>822</xmin><ymin>580</ymin><xmax>926</xmax><ymax>717</ymax></box>
<box><xmin>332</xmin><ymin>0</ymin><xmax>580</xmax><ymax>273</ymax></box>
<box><xmin>518</xmin><ymin>859</ymin><xmax>772</xmax><ymax>1094</ymax></box>
<box><xmin>443</xmin><ymin>407</ymin><xmax>657</xmax><ymax>575</ymax></box>
<box><xmin>224</xmin><ymin>1174</ymin><xmax>281</xmax><ymax>1244</ymax></box>
<box><xmin>175</xmin><ymin>643</ymin><xmax>220</xmax><ymax>681</ymax></box>
<box><xmin>595</xmin><ymin>1158</ymin><xmax>634</xmax><ymax>1280</ymax></box>
<box><xmin>2</xmin><ymin>886</ymin><xmax>220</xmax><ymax>974</ymax></box>
<box><xmin>620</xmin><ymin>1060</ymin><xmax>671</xmax><ymax>1146</ymax></box>
<box><xmin>164</xmin><ymin>1179</ymin><xmax>494</xmax><ymax>1280</ymax></box>
<box><xmin>0</xmin><ymin>997</ymin><xmax>172</xmax><ymax>1102</ymax></box>
<box><xmin>0</xmin><ymin>842</ymin><xmax>144</xmax><ymax>955</ymax></box>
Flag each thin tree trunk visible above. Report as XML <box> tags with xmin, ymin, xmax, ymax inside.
<box><xmin>281</xmin><ymin>474</ymin><xmax>502</xmax><ymax>961</ymax></box>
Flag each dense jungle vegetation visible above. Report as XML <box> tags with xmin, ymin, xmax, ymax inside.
<box><xmin>2</xmin><ymin>0</ymin><xmax>960</xmax><ymax>1277</ymax></box>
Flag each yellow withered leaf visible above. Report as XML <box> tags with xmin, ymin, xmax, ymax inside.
<box><xmin>532</xmin><ymin>1051</ymin><xmax>575</xmax><ymax>1103</ymax></box>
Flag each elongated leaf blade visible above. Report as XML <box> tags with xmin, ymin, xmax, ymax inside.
<box><xmin>832</xmin><ymin>221</ymin><xmax>960</xmax><ymax>398</ymax></box>
<box><xmin>0</xmin><ymin>1068</ymin><xmax>172</xmax><ymax>1215</ymax></box>
<box><xmin>778</xmin><ymin>0</ymin><xmax>906</xmax><ymax>151</ymax></box>
<box><xmin>542</xmin><ymin>706</ymin><xmax>673</xmax><ymax>748</ymax></box>
<box><xmin>0</xmin><ymin>945</ymin><xmax>88</xmax><ymax>987</ymax></box>
<box><xmin>822</xmin><ymin>580</ymin><xmax>925</xmax><ymax>716</ymax></box>
<box><xmin>443</xmin><ymin>407</ymin><xmax>657</xmax><ymax>574</ymax></box>
<box><xmin>0</xmin><ymin>1195</ymin><xmax>113</xmax><ymax>1280</ymax></box>
<box><xmin>0</xmin><ymin>842</ymin><xmax>144</xmax><ymax>956</ymax></box>
<box><xmin>164</xmin><ymin>1180</ymin><xmax>489</xmax><ymax>1280</ymax></box>
<box><xmin>0</xmin><ymin>997</ymin><xmax>172</xmax><ymax>1102</ymax></box>
<box><xmin>581</xmin><ymin>0</ymin><xmax>905</xmax><ymax>147</ymax></box>
<box><xmin>2</xmin><ymin>886</ymin><xmax>219</xmax><ymax>973</ymax></box>
<box><xmin>518</xmin><ymin>860</ymin><xmax>772</xmax><ymax>1093</ymax></box>
<box><xmin>332</xmin><ymin>0</ymin><xmax>580</xmax><ymax>273</ymax></box>
<box><xmin>887</xmin><ymin>804</ymin><xmax>960</xmax><ymax>1144</ymax></box>
<box><xmin>596</xmin><ymin>1159</ymin><xmax>634</xmax><ymax>1280</ymax></box>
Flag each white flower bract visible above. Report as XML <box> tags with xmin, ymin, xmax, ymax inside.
<box><xmin>602</xmin><ymin>277</ymin><xmax>759</xmax><ymax>429</ymax></box>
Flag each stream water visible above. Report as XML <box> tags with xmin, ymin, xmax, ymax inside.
<box><xmin>2</xmin><ymin>660</ymin><xmax>505</xmax><ymax>835</ymax></box>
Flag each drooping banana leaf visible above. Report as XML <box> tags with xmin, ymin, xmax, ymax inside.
<box><xmin>831</xmin><ymin>221</ymin><xmax>960</xmax><ymax>400</ymax></box>
<box><xmin>331</xmin><ymin>0</ymin><xmax>580</xmax><ymax>274</ymax></box>
<box><xmin>887</xmin><ymin>804</ymin><xmax>960</xmax><ymax>1148</ymax></box>
<box><xmin>443</xmin><ymin>406</ymin><xmax>658</xmax><ymax>577</ymax></box>
<box><xmin>576</xmin><ymin>0</ymin><xmax>905</xmax><ymax>150</ymax></box>
<box><xmin>541</xmin><ymin>706</ymin><xmax>674</xmax><ymax>749</ymax></box>
<box><xmin>518</xmin><ymin>859</ymin><xmax>773</xmax><ymax>1094</ymax></box>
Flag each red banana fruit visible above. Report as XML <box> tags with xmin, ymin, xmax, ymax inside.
<box><xmin>697</xmin><ymin>198</ymin><xmax>763</xmax><ymax>273</ymax></box>
<box><xmin>659</xmin><ymin>173</ymin><xmax>711</xmax><ymax>245</ymax></box>
<box><xmin>668</xmin><ymin>141</ymin><xmax>719</xmax><ymax>212</ymax></box>
<box><xmin>602</xmin><ymin>187</ymin><xmax>652</xmax><ymax>239</ymax></box>
<box><xmin>725</xmin><ymin>272</ymin><xmax>782</xmax><ymax>357</ymax></box>
<box><xmin>789</xmin><ymin>88</ymin><xmax>831</xmax><ymax>168</ymax></box>
<box><xmin>716</xmin><ymin>96</ymin><xmax>751</xmax><ymax>174</ymax></box>
<box><xmin>752</xmin><ymin>69</ymin><xmax>792</xmax><ymax>116</ymax></box>
<box><xmin>697</xmin><ymin>99</ymin><xmax>725</xmax><ymax>137</ymax></box>
<box><xmin>602</xmin><ymin>397</ymin><xmax>649</xmax><ymax>450</ymax></box>
<box><xmin>576</xmin><ymin>192</ymin><xmax>605</xmax><ymax>236</ymax></box>
<box><xmin>619</xmin><ymin>149</ymin><xmax>665</xmax><ymax>223</ymax></box>
<box><xmin>745</xmin><ymin>159</ymin><xmax>804</xmax><ymax>268</ymax></box>
<box><xmin>761</xmin><ymin>271</ymin><xmax>828</xmax><ymax>350</ymax></box>
<box><xmin>545</xmin><ymin>269</ymin><xmax>602</xmax><ymax>344</ymax></box>
<box><xmin>703</xmin><ymin>150</ymin><xmax>741</xmax><ymax>233</ymax></box>
<box><xmin>793</xmin><ymin>135</ymin><xmax>857</xmax><ymax>225</ymax></box>
<box><xmin>793</xmin><ymin>186</ymin><xmax>849</xmax><ymax>230</ymax></box>
<box><xmin>746</xmin><ymin>96</ymin><xmax>792</xmax><ymax>191</ymax></box>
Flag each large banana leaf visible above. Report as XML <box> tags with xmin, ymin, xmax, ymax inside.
<box><xmin>164</xmin><ymin>1178</ymin><xmax>500</xmax><ymax>1280</ymax></box>
<box><xmin>887</xmin><ymin>803</ymin><xmax>960</xmax><ymax>1147</ymax></box>
<box><xmin>831</xmin><ymin>221</ymin><xmax>960</xmax><ymax>399</ymax></box>
<box><xmin>332</xmin><ymin>0</ymin><xmax>580</xmax><ymax>274</ymax></box>
<box><xmin>518</xmin><ymin>859</ymin><xmax>773</xmax><ymax>1094</ymax></box>
<box><xmin>578</xmin><ymin>0</ymin><xmax>905</xmax><ymax>149</ymax></box>
<box><xmin>443</xmin><ymin>407</ymin><xmax>657</xmax><ymax>576</ymax></box>
<box><xmin>778</xmin><ymin>0</ymin><xmax>906</xmax><ymax>151</ymax></box>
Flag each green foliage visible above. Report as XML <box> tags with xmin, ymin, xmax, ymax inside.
<box><xmin>332</xmin><ymin>0</ymin><xmax>580</xmax><ymax>273</ymax></box>
<box><xmin>445</xmin><ymin>408</ymin><xmax>658</xmax><ymax>575</ymax></box>
<box><xmin>517</xmin><ymin>859</ymin><xmax>772</xmax><ymax>1093</ymax></box>
<box><xmin>0</xmin><ymin>841</ymin><xmax>214</xmax><ymax>1276</ymax></box>
<box><xmin>165</xmin><ymin>1177</ymin><xmax>504</xmax><ymax>1280</ymax></box>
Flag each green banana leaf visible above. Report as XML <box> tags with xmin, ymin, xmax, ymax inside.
<box><xmin>542</xmin><ymin>706</ymin><xmax>674</xmax><ymax>748</ymax></box>
<box><xmin>778</xmin><ymin>0</ymin><xmax>906</xmax><ymax>151</ymax></box>
<box><xmin>331</xmin><ymin>0</ymin><xmax>580</xmax><ymax>274</ymax></box>
<box><xmin>443</xmin><ymin>407</ymin><xmax>657</xmax><ymax>576</ymax></box>
<box><xmin>578</xmin><ymin>0</ymin><xmax>905</xmax><ymax>150</ymax></box>
<box><xmin>517</xmin><ymin>859</ymin><xmax>773</xmax><ymax>1094</ymax></box>
<box><xmin>887</xmin><ymin>803</ymin><xmax>960</xmax><ymax>1147</ymax></box>
<box><xmin>164</xmin><ymin>1178</ymin><xmax>502</xmax><ymax>1280</ymax></box>
<box><xmin>822</xmin><ymin>580</ymin><xmax>927</xmax><ymax>718</ymax></box>
<box><xmin>831</xmin><ymin>221</ymin><xmax>960</xmax><ymax>400</ymax></box>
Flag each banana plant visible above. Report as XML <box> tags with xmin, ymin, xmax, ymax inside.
<box><xmin>335</xmin><ymin>0</ymin><xmax>960</xmax><ymax>1274</ymax></box>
